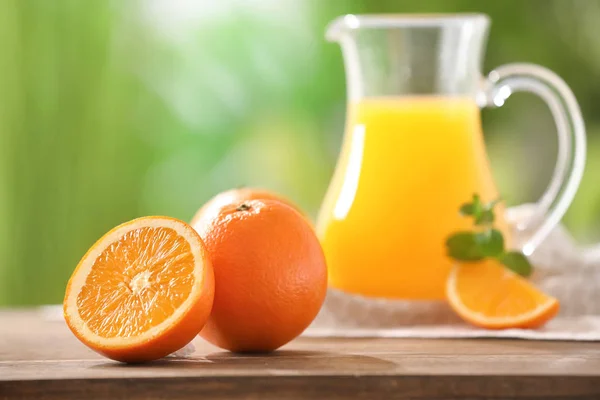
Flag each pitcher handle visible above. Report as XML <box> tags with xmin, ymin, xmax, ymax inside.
<box><xmin>481</xmin><ymin>63</ymin><xmax>586</xmax><ymax>256</ymax></box>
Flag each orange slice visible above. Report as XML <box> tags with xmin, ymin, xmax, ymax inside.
<box><xmin>63</xmin><ymin>216</ymin><xmax>214</xmax><ymax>363</ymax></box>
<box><xmin>446</xmin><ymin>259</ymin><xmax>559</xmax><ymax>329</ymax></box>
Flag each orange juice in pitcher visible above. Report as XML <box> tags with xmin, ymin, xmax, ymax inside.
<box><xmin>318</xmin><ymin>96</ymin><xmax>509</xmax><ymax>299</ymax></box>
<box><xmin>317</xmin><ymin>14</ymin><xmax>585</xmax><ymax>305</ymax></box>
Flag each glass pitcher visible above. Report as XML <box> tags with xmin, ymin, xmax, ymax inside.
<box><xmin>317</xmin><ymin>14</ymin><xmax>586</xmax><ymax>304</ymax></box>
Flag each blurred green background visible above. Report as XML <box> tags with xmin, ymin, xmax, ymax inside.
<box><xmin>1</xmin><ymin>0</ymin><xmax>599</xmax><ymax>306</ymax></box>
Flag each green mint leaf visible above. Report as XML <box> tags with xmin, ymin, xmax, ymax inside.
<box><xmin>471</xmin><ymin>194</ymin><xmax>483</xmax><ymax>216</ymax></box>
<box><xmin>474</xmin><ymin>229</ymin><xmax>504</xmax><ymax>257</ymax></box>
<box><xmin>449</xmin><ymin>194</ymin><xmax>535</xmax><ymax>277</ymax></box>
<box><xmin>474</xmin><ymin>209</ymin><xmax>495</xmax><ymax>225</ymax></box>
<box><xmin>459</xmin><ymin>194</ymin><xmax>484</xmax><ymax>218</ymax></box>
<box><xmin>459</xmin><ymin>203</ymin><xmax>474</xmax><ymax>216</ymax></box>
<box><xmin>446</xmin><ymin>232</ymin><xmax>485</xmax><ymax>261</ymax></box>
<box><xmin>499</xmin><ymin>251</ymin><xmax>533</xmax><ymax>277</ymax></box>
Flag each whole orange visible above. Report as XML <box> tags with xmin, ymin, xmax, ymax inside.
<box><xmin>195</xmin><ymin>199</ymin><xmax>327</xmax><ymax>352</ymax></box>
<box><xmin>190</xmin><ymin>188</ymin><xmax>301</xmax><ymax>229</ymax></box>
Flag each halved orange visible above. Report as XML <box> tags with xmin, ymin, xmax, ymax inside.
<box><xmin>446</xmin><ymin>259</ymin><xmax>559</xmax><ymax>329</ymax></box>
<box><xmin>63</xmin><ymin>216</ymin><xmax>214</xmax><ymax>363</ymax></box>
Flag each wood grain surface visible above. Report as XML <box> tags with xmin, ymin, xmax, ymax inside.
<box><xmin>1</xmin><ymin>309</ymin><xmax>600</xmax><ymax>399</ymax></box>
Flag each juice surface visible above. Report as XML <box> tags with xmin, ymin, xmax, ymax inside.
<box><xmin>317</xmin><ymin>96</ymin><xmax>509</xmax><ymax>300</ymax></box>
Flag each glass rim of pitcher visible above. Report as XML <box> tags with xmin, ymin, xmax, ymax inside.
<box><xmin>326</xmin><ymin>13</ymin><xmax>490</xmax><ymax>41</ymax></box>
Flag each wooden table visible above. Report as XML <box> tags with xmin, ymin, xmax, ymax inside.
<box><xmin>2</xmin><ymin>310</ymin><xmax>600</xmax><ymax>399</ymax></box>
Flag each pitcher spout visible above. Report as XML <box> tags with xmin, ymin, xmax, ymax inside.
<box><xmin>325</xmin><ymin>15</ymin><xmax>361</xmax><ymax>42</ymax></box>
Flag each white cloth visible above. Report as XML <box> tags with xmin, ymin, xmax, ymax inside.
<box><xmin>305</xmin><ymin>317</ymin><xmax>600</xmax><ymax>341</ymax></box>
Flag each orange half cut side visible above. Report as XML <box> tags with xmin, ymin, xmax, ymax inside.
<box><xmin>63</xmin><ymin>216</ymin><xmax>214</xmax><ymax>363</ymax></box>
<box><xmin>446</xmin><ymin>259</ymin><xmax>559</xmax><ymax>330</ymax></box>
